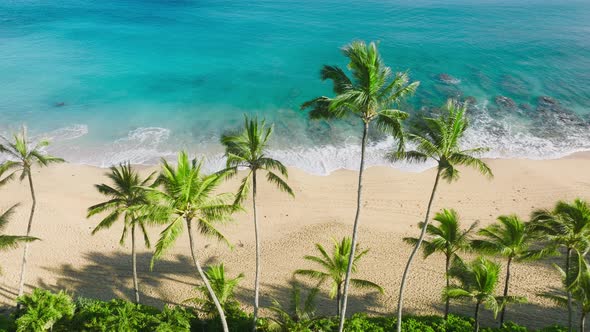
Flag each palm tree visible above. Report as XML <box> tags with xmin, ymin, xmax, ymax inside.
<box><xmin>294</xmin><ymin>237</ymin><xmax>383</xmax><ymax>316</ymax></box>
<box><xmin>445</xmin><ymin>257</ymin><xmax>524</xmax><ymax>332</ymax></box>
<box><xmin>301</xmin><ymin>40</ymin><xmax>418</xmax><ymax>332</ymax></box>
<box><xmin>543</xmin><ymin>260</ymin><xmax>590</xmax><ymax>332</ymax></box>
<box><xmin>150</xmin><ymin>152</ymin><xmax>236</xmax><ymax>332</ymax></box>
<box><xmin>87</xmin><ymin>163</ymin><xmax>156</xmax><ymax>304</ymax></box>
<box><xmin>0</xmin><ymin>126</ymin><xmax>64</xmax><ymax>298</ymax></box>
<box><xmin>403</xmin><ymin>208</ymin><xmax>477</xmax><ymax>318</ymax></box>
<box><xmin>472</xmin><ymin>215</ymin><xmax>541</xmax><ymax>325</ymax></box>
<box><xmin>0</xmin><ymin>204</ymin><xmax>38</xmax><ymax>275</ymax></box>
<box><xmin>392</xmin><ymin>99</ymin><xmax>492</xmax><ymax>331</ymax></box>
<box><xmin>532</xmin><ymin>199</ymin><xmax>590</xmax><ymax>331</ymax></box>
<box><xmin>184</xmin><ymin>263</ymin><xmax>244</xmax><ymax>318</ymax></box>
<box><xmin>221</xmin><ymin>115</ymin><xmax>293</xmax><ymax>330</ymax></box>
<box><xmin>267</xmin><ymin>282</ymin><xmax>320</xmax><ymax>332</ymax></box>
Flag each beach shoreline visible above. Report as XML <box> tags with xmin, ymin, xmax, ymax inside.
<box><xmin>1</xmin><ymin>154</ymin><xmax>589</xmax><ymax>327</ymax></box>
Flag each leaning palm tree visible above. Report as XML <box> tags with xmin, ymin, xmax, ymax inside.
<box><xmin>445</xmin><ymin>257</ymin><xmax>524</xmax><ymax>332</ymax></box>
<box><xmin>301</xmin><ymin>40</ymin><xmax>418</xmax><ymax>331</ymax></box>
<box><xmin>0</xmin><ymin>204</ymin><xmax>38</xmax><ymax>275</ymax></box>
<box><xmin>0</xmin><ymin>126</ymin><xmax>64</xmax><ymax>297</ymax></box>
<box><xmin>87</xmin><ymin>163</ymin><xmax>156</xmax><ymax>304</ymax></box>
<box><xmin>150</xmin><ymin>152</ymin><xmax>236</xmax><ymax>332</ymax></box>
<box><xmin>294</xmin><ymin>237</ymin><xmax>383</xmax><ymax>316</ymax></box>
<box><xmin>392</xmin><ymin>99</ymin><xmax>493</xmax><ymax>331</ymax></box>
<box><xmin>403</xmin><ymin>208</ymin><xmax>478</xmax><ymax>318</ymax></box>
<box><xmin>472</xmin><ymin>215</ymin><xmax>543</xmax><ymax>325</ymax></box>
<box><xmin>184</xmin><ymin>263</ymin><xmax>244</xmax><ymax>318</ymax></box>
<box><xmin>221</xmin><ymin>115</ymin><xmax>293</xmax><ymax>330</ymax></box>
<box><xmin>532</xmin><ymin>199</ymin><xmax>590</xmax><ymax>332</ymax></box>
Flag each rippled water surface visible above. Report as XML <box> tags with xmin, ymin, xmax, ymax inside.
<box><xmin>1</xmin><ymin>0</ymin><xmax>589</xmax><ymax>173</ymax></box>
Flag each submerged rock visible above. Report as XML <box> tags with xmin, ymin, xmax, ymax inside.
<box><xmin>534</xmin><ymin>96</ymin><xmax>587</xmax><ymax>129</ymax></box>
<box><xmin>500</xmin><ymin>74</ymin><xmax>530</xmax><ymax>98</ymax></box>
<box><xmin>494</xmin><ymin>96</ymin><xmax>517</xmax><ymax>110</ymax></box>
<box><xmin>436</xmin><ymin>73</ymin><xmax>461</xmax><ymax>85</ymax></box>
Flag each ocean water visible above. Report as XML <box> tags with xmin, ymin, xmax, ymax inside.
<box><xmin>1</xmin><ymin>0</ymin><xmax>589</xmax><ymax>174</ymax></box>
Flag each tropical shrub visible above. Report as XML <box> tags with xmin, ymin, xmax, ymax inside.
<box><xmin>14</xmin><ymin>289</ymin><xmax>75</xmax><ymax>332</ymax></box>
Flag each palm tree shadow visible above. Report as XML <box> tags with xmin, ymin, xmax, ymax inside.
<box><xmin>433</xmin><ymin>294</ymin><xmax>568</xmax><ymax>330</ymax></box>
<box><xmin>38</xmin><ymin>251</ymin><xmax>207</xmax><ymax>308</ymax></box>
<box><xmin>233</xmin><ymin>280</ymin><xmax>383</xmax><ymax>319</ymax></box>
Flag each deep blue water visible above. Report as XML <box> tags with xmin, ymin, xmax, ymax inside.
<box><xmin>1</xmin><ymin>0</ymin><xmax>589</xmax><ymax>173</ymax></box>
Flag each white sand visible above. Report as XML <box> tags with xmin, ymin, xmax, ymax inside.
<box><xmin>1</xmin><ymin>153</ymin><xmax>589</xmax><ymax>327</ymax></box>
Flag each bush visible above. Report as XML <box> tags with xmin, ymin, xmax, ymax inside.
<box><xmin>15</xmin><ymin>289</ymin><xmax>75</xmax><ymax>332</ymax></box>
<box><xmin>0</xmin><ymin>314</ymin><xmax>15</xmax><ymax>332</ymax></box>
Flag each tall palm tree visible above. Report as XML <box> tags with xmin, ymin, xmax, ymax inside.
<box><xmin>532</xmin><ymin>199</ymin><xmax>590</xmax><ymax>332</ymax></box>
<box><xmin>294</xmin><ymin>237</ymin><xmax>383</xmax><ymax>316</ymax></box>
<box><xmin>184</xmin><ymin>263</ymin><xmax>244</xmax><ymax>318</ymax></box>
<box><xmin>87</xmin><ymin>163</ymin><xmax>156</xmax><ymax>304</ymax></box>
<box><xmin>301</xmin><ymin>40</ymin><xmax>418</xmax><ymax>332</ymax></box>
<box><xmin>0</xmin><ymin>204</ymin><xmax>38</xmax><ymax>275</ymax></box>
<box><xmin>0</xmin><ymin>127</ymin><xmax>64</xmax><ymax>297</ymax></box>
<box><xmin>445</xmin><ymin>257</ymin><xmax>524</xmax><ymax>332</ymax></box>
<box><xmin>403</xmin><ymin>208</ymin><xmax>478</xmax><ymax>318</ymax></box>
<box><xmin>392</xmin><ymin>99</ymin><xmax>492</xmax><ymax>331</ymax></box>
<box><xmin>150</xmin><ymin>152</ymin><xmax>236</xmax><ymax>332</ymax></box>
<box><xmin>472</xmin><ymin>215</ymin><xmax>542</xmax><ymax>325</ymax></box>
<box><xmin>221</xmin><ymin>115</ymin><xmax>293</xmax><ymax>330</ymax></box>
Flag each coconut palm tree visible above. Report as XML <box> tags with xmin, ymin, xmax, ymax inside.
<box><xmin>221</xmin><ymin>115</ymin><xmax>293</xmax><ymax>330</ymax></box>
<box><xmin>543</xmin><ymin>259</ymin><xmax>590</xmax><ymax>332</ymax></box>
<box><xmin>0</xmin><ymin>204</ymin><xmax>38</xmax><ymax>275</ymax></box>
<box><xmin>150</xmin><ymin>152</ymin><xmax>236</xmax><ymax>332</ymax></box>
<box><xmin>0</xmin><ymin>126</ymin><xmax>64</xmax><ymax>298</ymax></box>
<box><xmin>532</xmin><ymin>199</ymin><xmax>590</xmax><ymax>332</ymax></box>
<box><xmin>294</xmin><ymin>237</ymin><xmax>383</xmax><ymax>316</ymax></box>
<box><xmin>301</xmin><ymin>40</ymin><xmax>418</xmax><ymax>332</ymax></box>
<box><xmin>87</xmin><ymin>163</ymin><xmax>156</xmax><ymax>304</ymax></box>
<box><xmin>472</xmin><ymin>215</ymin><xmax>542</xmax><ymax>325</ymax></box>
<box><xmin>392</xmin><ymin>99</ymin><xmax>492</xmax><ymax>331</ymax></box>
<box><xmin>445</xmin><ymin>257</ymin><xmax>524</xmax><ymax>332</ymax></box>
<box><xmin>184</xmin><ymin>263</ymin><xmax>244</xmax><ymax>318</ymax></box>
<box><xmin>403</xmin><ymin>208</ymin><xmax>478</xmax><ymax>318</ymax></box>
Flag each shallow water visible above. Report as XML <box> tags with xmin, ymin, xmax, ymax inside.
<box><xmin>1</xmin><ymin>0</ymin><xmax>589</xmax><ymax>174</ymax></box>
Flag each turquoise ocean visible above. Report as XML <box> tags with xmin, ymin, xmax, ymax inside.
<box><xmin>1</xmin><ymin>0</ymin><xmax>589</xmax><ymax>174</ymax></box>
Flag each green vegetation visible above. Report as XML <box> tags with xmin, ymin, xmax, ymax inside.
<box><xmin>221</xmin><ymin>115</ymin><xmax>294</xmax><ymax>330</ymax></box>
<box><xmin>1</xmin><ymin>40</ymin><xmax>588</xmax><ymax>332</ymax></box>
<box><xmin>2</xmin><ymin>292</ymin><xmax>569</xmax><ymax>332</ymax></box>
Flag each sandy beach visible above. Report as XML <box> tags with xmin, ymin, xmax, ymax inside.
<box><xmin>1</xmin><ymin>154</ymin><xmax>589</xmax><ymax>328</ymax></box>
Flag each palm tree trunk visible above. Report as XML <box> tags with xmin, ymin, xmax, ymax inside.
<box><xmin>444</xmin><ymin>253</ymin><xmax>450</xmax><ymax>319</ymax></box>
<box><xmin>17</xmin><ymin>169</ymin><xmax>35</xmax><ymax>299</ymax></box>
<box><xmin>337</xmin><ymin>121</ymin><xmax>369</xmax><ymax>332</ymax></box>
<box><xmin>581</xmin><ymin>312</ymin><xmax>586</xmax><ymax>332</ymax></box>
<box><xmin>336</xmin><ymin>282</ymin><xmax>342</xmax><ymax>316</ymax></box>
<box><xmin>396</xmin><ymin>168</ymin><xmax>442</xmax><ymax>332</ymax></box>
<box><xmin>474</xmin><ymin>301</ymin><xmax>481</xmax><ymax>332</ymax></box>
<box><xmin>252</xmin><ymin>170</ymin><xmax>260</xmax><ymax>332</ymax></box>
<box><xmin>566</xmin><ymin>248</ymin><xmax>573</xmax><ymax>332</ymax></box>
<box><xmin>131</xmin><ymin>223</ymin><xmax>140</xmax><ymax>304</ymax></box>
<box><xmin>499</xmin><ymin>256</ymin><xmax>512</xmax><ymax>326</ymax></box>
<box><xmin>186</xmin><ymin>219</ymin><xmax>229</xmax><ymax>332</ymax></box>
